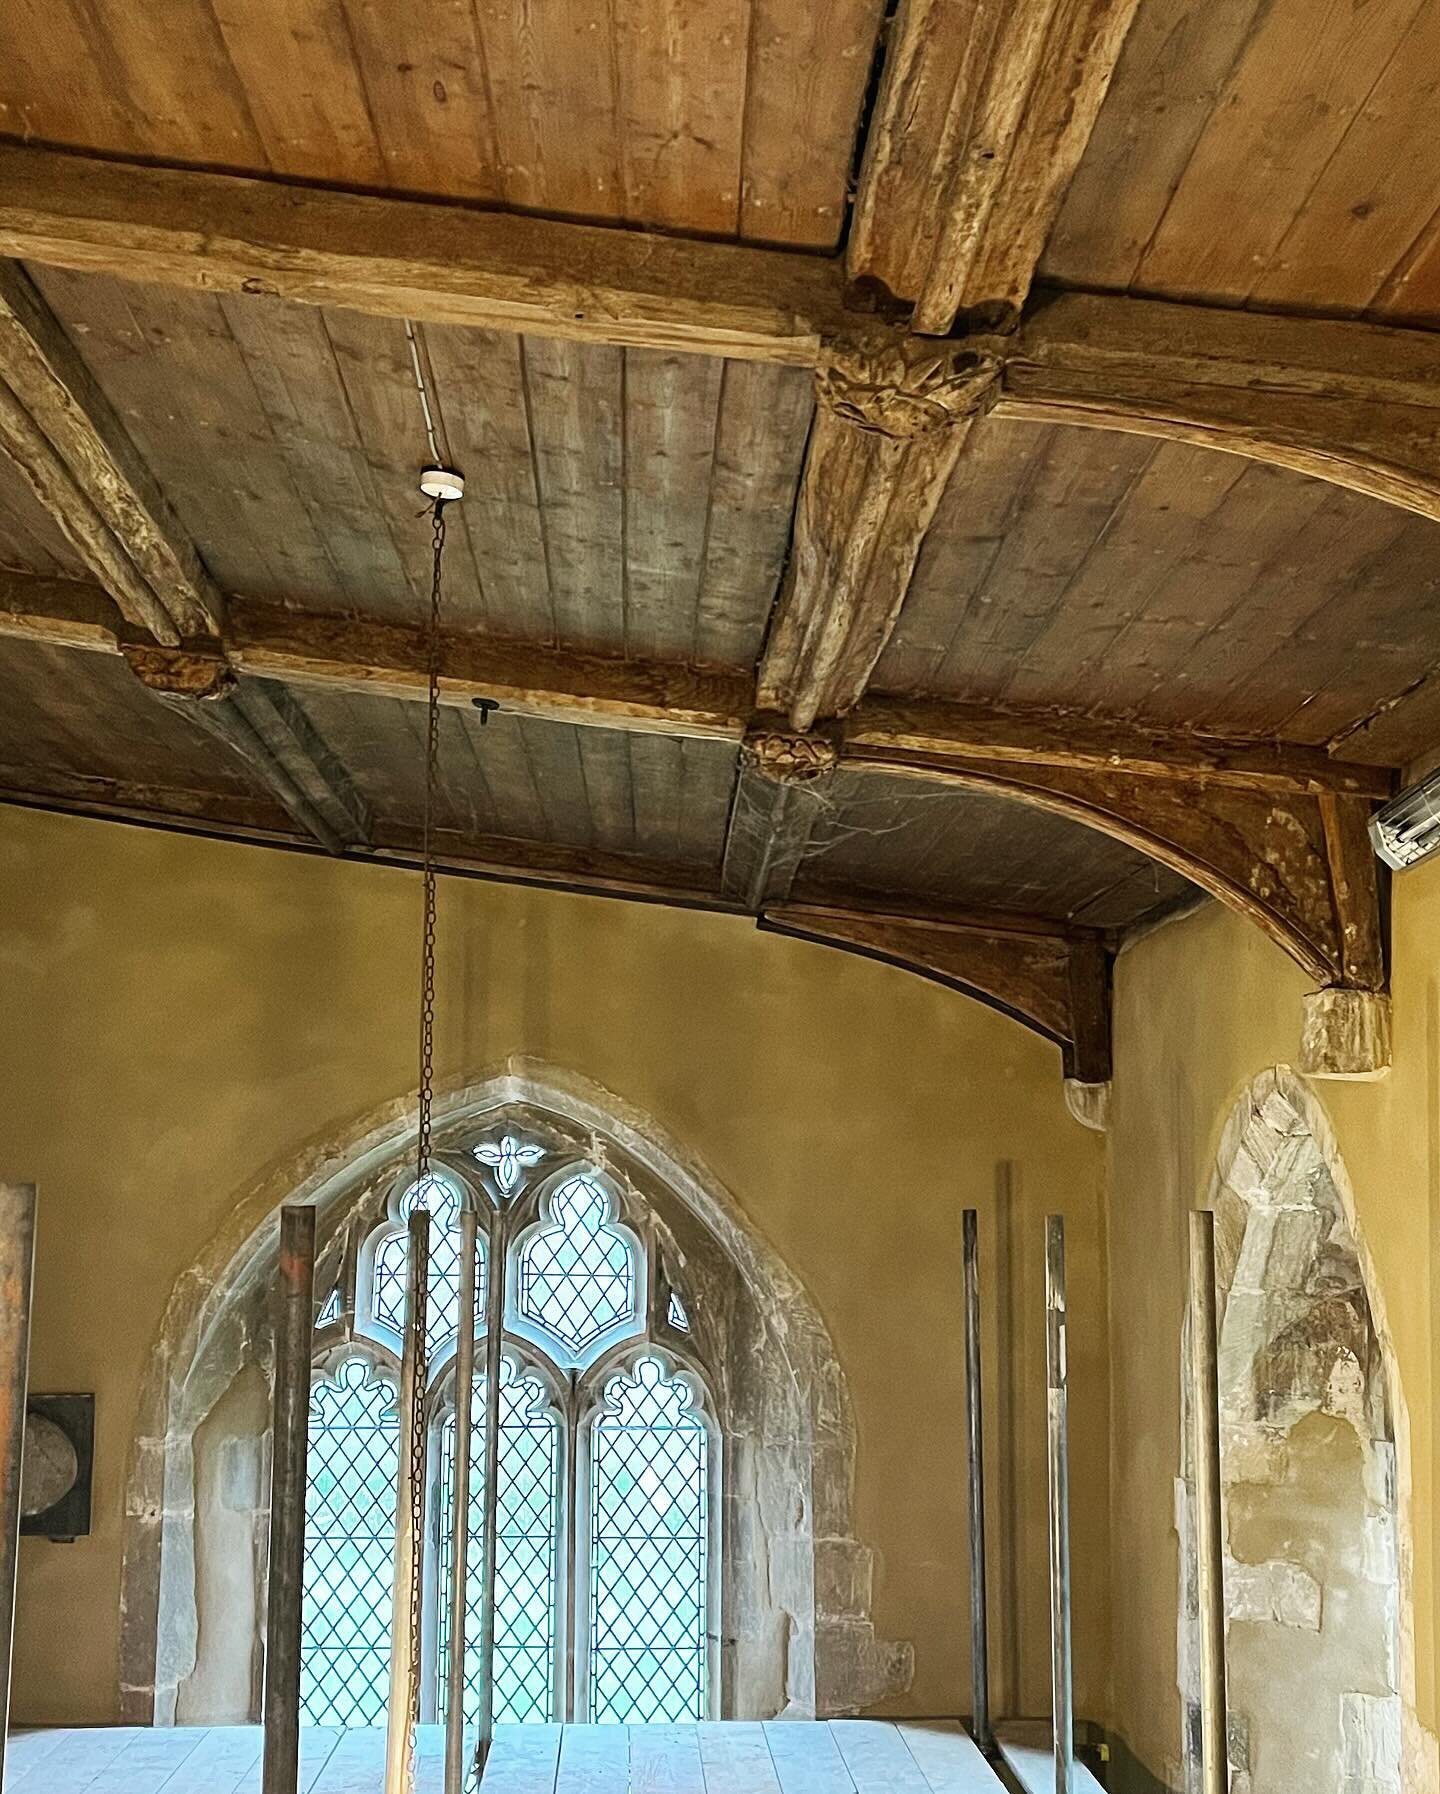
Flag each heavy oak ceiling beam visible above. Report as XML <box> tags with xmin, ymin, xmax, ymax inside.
<box><xmin>0</xmin><ymin>569</ymin><xmax>1394</xmax><ymax>799</ymax></box>
<box><xmin>0</xmin><ymin>261</ymin><xmax>223</xmax><ymax>644</ymax></box>
<box><xmin>760</xmin><ymin>901</ymin><xmax>1114</xmax><ymax>1086</ymax></box>
<box><xmin>849</xmin><ymin>0</ymin><xmax>1142</xmax><ymax>333</ymax></box>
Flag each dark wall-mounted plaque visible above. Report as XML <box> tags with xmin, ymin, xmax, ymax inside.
<box><xmin>20</xmin><ymin>1394</ymin><xmax>94</xmax><ymax>1540</ymax></box>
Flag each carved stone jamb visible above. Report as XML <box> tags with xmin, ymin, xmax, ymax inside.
<box><xmin>757</xmin><ymin>331</ymin><xmax>1003</xmax><ymax>732</ymax></box>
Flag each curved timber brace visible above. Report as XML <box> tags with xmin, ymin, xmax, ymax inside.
<box><xmin>760</xmin><ymin>902</ymin><xmax>1114</xmax><ymax>1126</ymax></box>
<box><xmin>840</xmin><ymin>743</ymin><xmax>1392</xmax><ymax>1079</ymax></box>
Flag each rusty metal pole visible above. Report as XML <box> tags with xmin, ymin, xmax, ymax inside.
<box><xmin>261</xmin><ymin>1206</ymin><xmax>316</xmax><ymax>1794</ymax></box>
<box><xmin>385</xmin><ymin>1212</ymin><xmax>431</xmax><ymax>1794</ymax></box>
<box><xmin>443</xmin><ymin>1210</ymin><xmax>480</xmax><ymax>1794</ymax></box>
<box><xmin>0</xmin><ymin>1183</ymin><xmax>36</xmax><ymax>1780</ymax></box>
<box><xmin>1189</xmin><ymin>1210</ymin><xmax>1229</xmax><ymax>1794</ymax></box>
<box><xmin>474</xmin><ymin>1209</ymin><xmax>506</xmax><ymax>1774</ymax></box>
<box><xmin>962</xmin><ymin>1208</ymin><xmax>993</xmax><ymax>1753</ymax></box>
<box><xmin>1045</xmin><ymin>1215</ymin><xmax>1074</xmax><ymax>1794</ymax></box>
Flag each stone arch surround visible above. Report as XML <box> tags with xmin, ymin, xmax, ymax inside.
<box><xmin>1179</xmin><ymin>1069</ymin><xmax>1416</xmax><ymax>1794</ymax></box>
<box><xmin>117</xmin><ymin>1059</ymin><xmax>910</xmax><ymax>1726</ymax></box>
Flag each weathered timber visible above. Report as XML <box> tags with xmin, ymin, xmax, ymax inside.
<box><xmin>1004</xmin><ymin>291</ymin><xmax>1440</xmax><ymax>524</ymax></box>
<box><xmin>0</xmin><ymin>262</ymin><xmax>221</xmax><ymax>639</ymax></box>
<box><xmin>845</xmin><ymin>700</ymin><xmax>1394</xmax><ymax>798</ymax></box>
<box><xmin>760</xmin><ymin>902</ymin><xmax>1113</xmax><ymax>1081</ymax></box>
<box><xmin>126</xmin><ymin>649</ymin><xmax>369</xmax><ymax>854</ymax></box>
<box><xmin>0</xmin><ymin>147</ymin><xmax>856</xmax><ymax>366</ymax></box>
<box><xmin>0</xmin><ymin>1183</ymin><xmax>36</xmax><ymax>1769</ymax></box>
<box><xmin>720</xmin><ymin>725</ymin><xmax>838</xmax><ymax>908</ymax></box>
<box><xmin>757</xmin><ymin>339</ymin><xmax>1002</xmax><ymax>730</ymax></box>
<box><xmin>0</xmin><ymin>569</ymin><xmax>1398</xmax><ymax>797</ymax></box>
<box><xmin>851</xmin><ymin>0</ymin><xmax>1142</xmax><ymax>331</ymax></box>
<box><xmin>844</xmin><ymin>749</ymin><xmax>1387</xmax><ymax>996</ymax></box>
<box><xmin>262</xmin><ymin>1206</ymin><xmax>315</xmax><ymax>1794</ymax></box>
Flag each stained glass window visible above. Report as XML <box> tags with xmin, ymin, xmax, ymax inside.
<box><xmin>474</xmin><ymin>1134</ymin><xmax>545</xmax><ymax>1197</ymax></box>
<box><xmin>300</xmin><ymin>1358</ymin><xmax>399</xmax><ymax>1726</ymax></box>
<box><xmin>301</xmin><ymin>1129</ymin><xmax>715</xmax><ymax>1730</ymax></box>
<box><xmin>587</xmin><ymin>1357</ymin><xmax>708</xmax><ymax>1722</ymax></box>
<box><xmin>519</xmin><ymin>1176</ymin><xmax>637</xmax><ymax>1361</ymax></box>
<box><xmin>437</xmin><ymin>1361</ymin><xmax>561</xmax><ymax>1726</ymax></box>
<box><xmin>370</xmin><ymin>1201</ymin><xmax>486</xmax><ymax>1360</ymax></box>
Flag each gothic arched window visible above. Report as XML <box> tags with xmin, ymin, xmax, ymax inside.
<box><xmin>303</xmin><ymin>1122</ymin><xmax>718</xmax><ymax>1729</ymax></box>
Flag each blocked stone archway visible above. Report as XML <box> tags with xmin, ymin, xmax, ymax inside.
<box><xmin>1179</xmin><ymin>1070</ymin><xmax>1412</xmax><ymax>1794</ymax></box>
<box><xmin>117</xmin><ymin>1060</ymin><xmax>909</xmax><ymax>1727</ymax></box>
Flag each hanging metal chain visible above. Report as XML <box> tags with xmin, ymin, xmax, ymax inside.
<box><xmin>415</xmin><ymin>498</ymin><xmax>446</xmax><ymax>1193</ymax></box>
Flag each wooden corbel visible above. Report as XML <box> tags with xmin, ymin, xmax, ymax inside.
<box><xmin>759</xmin><ymin>902</ymin><xmax>1113</xmax><ymax>1115</ymax></box>
<box><xmin>756</xmin><ymin>332</ymin><xmax>1002</xmax><ymax>730</ymax></box>
<box><xmin>721</xmin><ymin>721</ymin><xmax>838</xmax><ymax>909</ymax></box>
<box><xmin>122</xmin><ymin>638</ymin><xmax>369</xmax><ymax>854</ymax></box>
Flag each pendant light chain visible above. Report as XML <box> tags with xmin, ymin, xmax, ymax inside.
<box><xmin>416</xmin><ymin>497</ymin><xmax>446</xmax><ymax>1192</ymax></box>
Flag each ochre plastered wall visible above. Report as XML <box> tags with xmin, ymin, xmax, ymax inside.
<box><xmin>0</xmin><ymin>805</ymin><xmax>1107</xmax><ymax>1728</ymax></box>
<box><xmin>1105</xmin><ymin>858</ymin><xmax>1440</xmax><ymax>1792</ymax></box>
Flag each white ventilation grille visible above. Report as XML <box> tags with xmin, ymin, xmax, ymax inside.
<box><xmin>1370</xmin><ymin>768</ymin><xmax>1440</xmax><ymax>870</ymax></box>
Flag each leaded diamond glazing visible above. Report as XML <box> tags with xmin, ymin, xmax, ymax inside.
<box><xmin>437</xmin><ymin>1361</ymin><xmax>560</xmax><ymax>1725</ymax></box>
<box><xmin>519</xmin><ymin>1177</ymin><xmax>636</xmax><ymax>1361</ymax></box>
<box><xmin>587</xmin><ymin>1357</ymin><xmax>708</xmax><ymax>1723</ymax></box>
<box><xmin>371</xmin><ymin>1216</ymin><xmax>486</xmax><ymax>1359</ymax></box>
<box><xmin>300</xmin><ymin>1357</ymin><xmax>398</xmax><ymax>1726</ymax></box>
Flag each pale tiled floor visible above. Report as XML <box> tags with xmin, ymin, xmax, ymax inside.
<box><xmin>4</xmin><ymin>1720</ymin><xmax>1017</xmax><ymax>1792</ymax></box>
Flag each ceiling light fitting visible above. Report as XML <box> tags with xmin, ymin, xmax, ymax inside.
<box><xmin>419</xmin><ymin>465</ymin><xmax>465</xmax><ymax>504</ymax></box>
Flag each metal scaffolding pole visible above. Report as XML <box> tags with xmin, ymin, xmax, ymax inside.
<box><xmin>444</xmin><ymin>1210</ymin><xmax>481</xmax><ymax>1794</ymax></box>
<box><xmin>1045</xmin><ymin>1215</ymin><xmax>1074</xmax><ymax>1794</ymax></box>
<box><xmin>262</xmin><ymin>1206</ymin><xmax>316</xmax><ymax>1794</ymax></box>
<box><xmin>385</xmin><ymin>1211</ymin><xmax>431</xmax><ymax>1794</ymax></box>
<box><xmin>0</xmin><ymin>1183</ymin><xmax>36</xmax><ymax>1787</ymax></box>
<box><xmin>1189</xmin><ymin>1210</ymin><xmax>1229</xmax><ymax>1794</ymax></box>
<box><xmin>962</xmin><ymin>1208</ymin><xmax>993</xmax><ymax>1753</ymax></box>
<box><xmin>474</xmin><ymin>1209</ymin><xmax>506</xmax><ymax>1773</ymax></box>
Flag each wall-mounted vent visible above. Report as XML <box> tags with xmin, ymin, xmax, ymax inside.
<box><xmin>1370</xmin><ymin>767</ymin><xmax>1440</xmax><ymax>870</ymax></box>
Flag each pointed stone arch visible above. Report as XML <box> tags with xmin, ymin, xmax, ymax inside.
<box><xmin>117</xmin><ymin>1059</ymin><xmax>909</xmax><ymax>1726</ymax></box>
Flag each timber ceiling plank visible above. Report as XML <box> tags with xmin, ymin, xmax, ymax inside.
<box><xmin>0</xmin><ymin>0</ymin><xmax>883</xmax><ymax>248</ymax></box>
<box><xmin>875</xmin><ymin>418</ymin><xmax>1440</xmax><ymax>762</ymax></box>
<box><xmin>0</xmin><ymin>451</ymin><xmax>86</xmax><ymax>578</ymax></box>
<box><xmin>1047</xmin><ymin>0</ymin><xmax>1440</xmax><ymax>322</ymax></box>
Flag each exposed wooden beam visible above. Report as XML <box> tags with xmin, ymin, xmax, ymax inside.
<box><xmin>850</xmin><ymin>0</ymin><xmax>1142</xmax><ymax>332</ymax></box>
<box><xmin>0</xmin><ymin>260</ymin><xmax>222</xmax><ymax>642</ymax></box>
<box><xmin>756</xmin><ymin>339</ymin><xmax>1002</xmax><ymax>730</ymax></box>
<box><xmin>0</xmin><ymin>568</ymin><xmax>1395</xmax><ymax>798</ymax></box>
<box><xmin>761</xmin><ymin>901</ymin><xmax>1114</xmax><ymax>1082</ymax></box>
<box><xmin>1003</xmin><ymin>290</ymin><xmax>1440</xmax><ymax>525</ymax></box>
<box><xmin>855</xmin><ymin>749</ymin><xmax>1387</xmax><ymax>1008</ymax></box>
<box><xmin>0</xmin><ymin>146</ymin><xmax>856</xmax><ymax>367</ymax></box>
<box><xmin>124</xmin><ymin>647</ymin><xmax>369</xmax><ymax>854</ymax></box>
<box><xmin>720</xmin><ymin>725</ymin><xmax>837</xmax><ymax>908</ymax></box>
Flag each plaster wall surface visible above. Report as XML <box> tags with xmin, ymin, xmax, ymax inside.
<box><xmin>0</xmin><ymin>805</ymin><xmax>1107</xmax><ymax>1728</ymax></box>
<box><xmin>1105</xmin><ymin>857</ymin><xmax>1440</xmax><ymax>1793</ymax></box>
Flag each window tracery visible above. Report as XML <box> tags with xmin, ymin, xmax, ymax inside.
<box><xmin>302</xmin><ymin>1118</ymin><xmax>717</xmax><ymax>1728</ymax></box>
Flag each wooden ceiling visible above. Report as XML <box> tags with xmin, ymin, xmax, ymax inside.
<box><xmin>1</xmin><ymin>0</ymin><xmax>1437</xmax><ymax>1082</ymax></box>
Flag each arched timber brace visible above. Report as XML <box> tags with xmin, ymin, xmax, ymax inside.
<box><xmin>760</xmin><ymin>902</ymin><xmax>1113</xmax><ymax>1089</ymax></box>
<box><xmin>839</xmin><ymin>746</ymin><xmax>1392</xmax><ymax>1077</ymax></box>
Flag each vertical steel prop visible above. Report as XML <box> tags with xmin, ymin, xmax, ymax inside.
<box><xmin>262</xmin><ymin>1205</ymin><xmax>316</xmax><ymax>1794</ymax></box>
<box><xmin>0</xmin><ymin>1183</ymin><xmax>36</xmax><ymax>1786</ymax></box>
<box><xmin>385</xmin><ymin>1210</ymin><xmax>431</xmax><ymax>1794</ymax></box>
<box><xmin>443</xmin><ymin>1210</ymin><xmax>480</xmax><ymax>1794</ymax></box>
<box><xmin>1045</xmin><ymin>1215</ymin><xmax>1074</xmax><ymax>1794</ymax></box>
<box><xmin>1189</xmin><ymin>1210</ymin><xmax>1230</xmax><ymax>1794</ymax></box>
<box><xmin>474</xmin><ymin>1208</ymin><xmax>507</xmax><ymax>1773</ymax></box>
<box><xmin>962</xmin><ymin>1208</ymin><xmax>993</xmax><ymax>1753</ymax></box>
